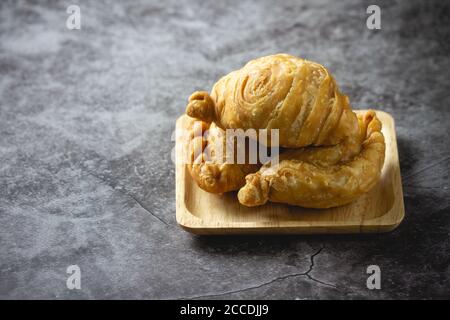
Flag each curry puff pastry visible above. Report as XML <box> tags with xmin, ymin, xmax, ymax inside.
<box><xmin>184</xmin><ymin>54</ymin><xmax>386</xmax><ymax>208</ymax></box>
<box><xmin>185</xmin><ymin>117</ymin><xmax>260</xmax><ymax>194</ymax></box>
<box><xmin>186</xmin><ymin>54</ymin><xmax>360</xmax><ymax>148</ymax></box>
<box><xmin>237</xmin><ymin>111</ymin><xmax>385</xmax><ymax>208</ymax></box>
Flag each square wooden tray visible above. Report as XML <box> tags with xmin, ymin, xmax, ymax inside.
<box><xmin>175</xmin><ymin>110</ymin><xmax>405</xmax><ymax>235</ymax></box>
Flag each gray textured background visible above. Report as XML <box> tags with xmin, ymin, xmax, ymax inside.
<box><xmin>0</xmin><ymin>0</ymin><xmax>449</xmax><ymax>299</ymax></box>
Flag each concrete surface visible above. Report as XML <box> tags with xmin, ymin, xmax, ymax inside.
<box><xmin>0</xmin><ymin>0</ymin><xmax>449</xmax><ymax>299</ymax></box>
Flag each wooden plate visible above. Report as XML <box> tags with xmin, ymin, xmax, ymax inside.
<box><xmin>175</xmin><ymin>110</ymin><xmax>405</xmax><ymax>235</ymax></box>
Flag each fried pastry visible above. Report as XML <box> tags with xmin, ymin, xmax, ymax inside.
<box><xmin>185</xmin><ymin>54</ymin><xmax>360</xmax><ymax>148</ymax></box>
<box><xmin>185</xmin><ymin>118</ymin><xmax>260</xmax><ymax>194</ymax></box>
<box><xmin>237</xmin><ymin>111</ymin><xmax>385</xmax><ymax>208</ymax></box>
<box><xmin>184</xmin><ymin>54</ymin><xmax>386</xmax><ymax>209</ymax></box>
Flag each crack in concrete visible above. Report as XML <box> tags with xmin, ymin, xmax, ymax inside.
<box><xmin>403</xmin><ymin>185</ymin><xmax>448</xmax><ymax>190</ymax></box>
<box><xmin>85</xmin><ymin>171</ymin><xmax>169</xmax><ymax>226</ymax></box>
<box><xmin>303</xmin><ymin>246</ymin><xmax>337</xmax><ymax>289</ymax></box>
<box><xmin>179</xmin><ymin>245</ymin><xmax>337</xmax><ymax>300</ymax></box>
<box><xmin>126</xmin><ymin>193</ymin><xmax>169</xmax><ymax>226</ymax></box>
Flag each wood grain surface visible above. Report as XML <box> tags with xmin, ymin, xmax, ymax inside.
<box><xmin>176</xmin><ymin>110</ymin><xmax>405</xmax><ymax>235</ymax></box>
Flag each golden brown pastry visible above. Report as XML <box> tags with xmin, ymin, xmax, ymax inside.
<box><xmin>184</xmin><ymin>54</ymin><xmax>386</xmax><ymax>209</ymax></box>
<box><xmin>237</xmin><ymin>111</ymin><xmax>385</xmax><ymax>208</ymax></box>
<box><xmin>185</xmin><ymin>118</ymin><xmax>260</xmax><ymax>194</ymax></box>
<box><xmin>185</xmin><ymin>54</ymin><xmax>360</xmax><ymax>148</ymax></box>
